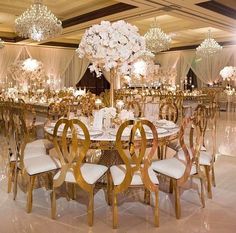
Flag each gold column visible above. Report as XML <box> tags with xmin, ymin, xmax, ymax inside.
<box><xmin>110</xmin><ymin>68</ymin><xmax>116</xmax><ymax>107</ymax></box>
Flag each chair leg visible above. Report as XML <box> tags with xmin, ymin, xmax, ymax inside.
<box><xmin>154</xmin><ymin>190</ymin><xmax>159</xmax><ymax>227</ymax></box>
<box><xmin>7</xmin><ymin>162</ymin><xmax>14</xmax><ymax>193</ymax></box>
<box><xmin>204</xmin><ymin>166</ymin><xmax>212</xmax><ymax>199</ymax></box>
<box><xmin>211</xmin><ymin>165</ymin><xmax>216</xmax><ymax>187</ymax></box>
<box><xmin>107</xmin><ymin>172</ymin><xmax>112</xmax><ymax>205</ymax></box>
<box><xmin>112</xmin><ymin>192</ymin><xmax>118</xmax><ymax>229</ymax></box>
<box><xmin>169</xmin><ymin>178</ymin><xmax>173</xmax><ymax>193</ymax></box>
<box><xmin>144</xmin><ymin>188</ymin><xmax>150</xmax><ymax>205</ymax></box>
<box><xmin>65</xmin><ymin>182</ymin><xmax>71</xmax><ymax>201</ymax></box>
<box><xmin>26</xmin><ymin>175</ymin><xmax>36</xmax><ymax>213</ymax></box>
<box><xmin>173</xmin><ymin>179</ymin><xmax>181</xmax><ymax>219</ymax></box>
<box><xmin>200</xmin><ymin>177</ymin><xmax>205</xmax><ymax>208</ymax></box>
<box><xmin>51</xmin><ymin>188</ymin><xmax>56</xmax><ymax>219</ymax></box>
<box><xmin>13</xmin><ymin>167</ymin><xmax>18</xmax><ymax>200</ymax></box>
<box><xmin>88</xmin><ymin>191</ymin><xmax>94</xmax><ymax>226</ymax></box>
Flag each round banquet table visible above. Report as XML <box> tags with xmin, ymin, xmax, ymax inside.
<box><xmin>44</xmin><ymin>120</ymin><xmax>180</xmax><ymax>163</ymax></box>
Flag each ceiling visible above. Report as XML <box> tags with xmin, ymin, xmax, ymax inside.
<box><xmin>0</xmin><ymin>0</ymin><xmax>235</xmax><ymax>50</ymax></box>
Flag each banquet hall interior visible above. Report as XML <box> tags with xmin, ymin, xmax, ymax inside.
<box><xmin>0</xmin><ymin>0</ymin><xmax>236</xmax><ymax>232</ymax></box>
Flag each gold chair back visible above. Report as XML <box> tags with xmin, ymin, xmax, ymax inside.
<box><xmin>159</xmin><ymin>101</ymin><xmax>178</xmax><ymax>123</ymax></box>
<box><xmin>125</xmin><ymin>100</ymin><xmax>142</xmax><ymax>118</ymax></box>
<box><xmin>52</xmin><ymin>119</ymin><xmax>92</xmax><ymax>192</ymax></box>
<box><xmin>115</xmin><ymin>119</ymin><xmax>158</xmax><ymax>193</ymax></box>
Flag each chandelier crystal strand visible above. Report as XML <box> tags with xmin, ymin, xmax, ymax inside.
<box><xmin>144</xmin><ymin>18</ymin><xmax>171</xmax><ymax>53</ymax></box>
<box><xmin>15</xmin><ymin>0</ymin><xmax>62</xmax><ymax>41</ymax></box>
<box><xmin>196</xmin><ymin>30</ymin><xmax>222</xmax><ymax>57</ymax></box>
<box><xmin>0</xmin><ymin>38</ymin><xmax>4</xmax><ymax>48</ymax></box>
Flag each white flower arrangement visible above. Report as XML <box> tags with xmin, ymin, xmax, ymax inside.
<box><xmin>220</xmin><ymin>66</ymin><xmax>236</xmax><ymax>80</ymax></box>
<box><xmin>118</xmin><ymin>109</ymin><xmax>134</xmax><ymax>121</ymax></box>
<box><xmin>76</xmin><ymin>20</ymin><xmax>146</xmax><ymax>77</ymax></box>
<box><xmin>101</xmin><ymin>107</ymin><xmax>117</xmax><ymax>119</ymax></box>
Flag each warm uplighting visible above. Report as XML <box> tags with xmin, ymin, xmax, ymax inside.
<box><xmin>15</xmin><ymin>0</ymin><xmax>62</xmax><ymax>41</ymax></box>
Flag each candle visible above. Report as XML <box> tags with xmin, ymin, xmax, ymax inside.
<box><xmin>95</xmin><ymin>98</ymin><xmax>102</xmax><ymax>109</ymax></box>
<box><xmin>116</xmin><ymin>100</ymin><xmax>124</xmax><ymax>111</ymax></box>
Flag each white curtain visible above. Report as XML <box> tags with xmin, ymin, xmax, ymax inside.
<box><xmin>177</xmin><ymin>51</ymin><xmax>196</xmax><ymax>87</ymax></box>
<box><xmin>0</xmin><ymin>44</ymin><xmax>23</xmax><ymax>84</ymax></box>
<box><xmin>191</xmin><ymin>47</ymin><xmax>234</xmax><ymax>85</ymax></box>
<box><xmin>63</xmin><ymin>56</ymin><xmax>90</xmax><ymax>87</ymax></box>
<box><xmin>25</xmin><ymin>45</ymin><xmax>75</xmax><ymax>87</ymax></box>
<box><xmin>155</xmin><ymin>51</ymin><xmax>181</xmax><ymax>68</ymax></box>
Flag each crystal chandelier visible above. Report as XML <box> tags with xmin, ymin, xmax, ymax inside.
<box><xmin>15</xmin><ymin>0</ymin><xmax>62</xmax><ymax>41</ymax></box>
<box><xmin>0</xmin><ymin>38</ymin><xmax>4</xmax><ymax>48</ymax></box>
<box><xmin>144</xmin><ymin>18</ymin><xmax>171</xmax><ymax>53</ymax></box>
<box><xmin>196</xmin><ymin>30</ymin><xmax>222</xmax><ymax>57</ymax></box>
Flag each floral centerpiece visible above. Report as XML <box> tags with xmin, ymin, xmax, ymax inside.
<box><xmin>76</xmin><ymin>20</ymin><xmax>145</xmax><ymax>106</ymax></box>
<box><xmin>220</xmin><ymin>66</ymin><xmax>236</xmax><ymax>80</ymax></box>
<box><xmin>79</xmin><ymin>92</ymin><xmax>96</xmax><ymax>116</ymax></box>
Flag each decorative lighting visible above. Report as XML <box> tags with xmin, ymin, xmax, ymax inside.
<box><xmin>196</xmin><ymin>30</ymin><xmax>222</xmax><ymax>57</ymax></box>
<box><xmin>22</xmin><ymin>58</ymin><xmax>40</xmax><ymax>72</ymax></box>
<box><xmin>144</xmin><ymin>18</ymin><xmax>171</xmax><ymax>53</ymax></box>
<box><xmin>15</xmin><ymin>0</ymin><xmax>62</xmax><ymax>41</ymax></box>
<box><xmin>0</xmin><ymin>38</ymin><xmax>5</xmax><ymax>48</ymax></box>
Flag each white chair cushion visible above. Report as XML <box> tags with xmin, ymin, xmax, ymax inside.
<box><xmin>152</xmin><ymin>158</ymin><xmax>192</xmax><ymax>179</ymax></box>
<box><xmin>53</xmin><ymin>163</ymin><xmax>108</xmax><ymax>185</ymax></box>
<box><xmin>24</xmin><ymin>155</ymin><xmax>61</xmax><ymax>175</ymax></box>
<box><xmin>110</xmin><ymin>164</ymin><xmax>159</xmax><ymax>186</ymax></box>
<box><xmin>24</xmin><ymin>139</ymin><xmax>46</xmax><ymax>158</ymax></box>
<box><xmin>199</xmin><ymin>151</ymin><xmax>212</xmax><ymax>165</ymax></box>
<box><xmin>177</xmin><ymin>149</ymin><xmax>212</xmax><ymax>166</ymax></box>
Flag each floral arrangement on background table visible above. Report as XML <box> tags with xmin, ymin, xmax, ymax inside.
<box><xmin>220</xmin><ymin>66</ymin><xmax>236</xmax><ymax>80</ymax></box>
<box><xmin>79</xmin><ymin>92</ymin><xmax>96</xmax><ymax>116</ymax></box>
<box><xmin>8</xmin><ymin>58</ymin><xmax>46</xmax><ymax>91</ymax></box>
<box><xmin>76</xmin><ymin>20</ymin><xmax>145</xmax><ymax>107</ymax></box>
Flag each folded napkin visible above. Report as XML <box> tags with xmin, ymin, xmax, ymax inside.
<box><xmin>119</xmin><ymin>109</ymin><xmax>134</xmax><ymax>121</ymax></box>
<box><xmin>93</xmin><ymin>109</ymin><xmax>104</xmax><ymax>130</ymax></box>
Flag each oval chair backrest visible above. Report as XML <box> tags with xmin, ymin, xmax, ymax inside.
<box><xmin>125</xmin><ymin>100</ymin><xmax>142</xmax><ymax>118</ymax></box>
<box><xmin>159</xmin><ymin>101</ymin><xmax>178</xmax><ymax>123</ymax></box>
<box><xmin>115</xmin><ymin>119</ymin><xmax>158</xmax><ymax>193</ymax></box>
<box><xmin>53</xmin><ymin>119</ymin><xmax>92</xmax><ymax>192</ymax></box>
<box><xmin>177</xmin><ymin>117</ymin><xmax>201</xmax><ymax>183</ymax></box>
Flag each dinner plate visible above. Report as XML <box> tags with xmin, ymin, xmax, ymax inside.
<box><xmin>162</xmin><ymin>123</ymin><xmax>177</xmax><ymax>129</ymax></box>
<box><xmin>157</xmin><ymin>128</ymin><xmax>168</xmax><ymax>134</ymax></box>
<box><xmin>78</xmin><ymin>129</ymin><xmax>103</xmax><ymax>137</ymax></box>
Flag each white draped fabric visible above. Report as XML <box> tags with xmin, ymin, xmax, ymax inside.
<box><xmin>156</xmin><ymin>51</ymin><xmax>181</xmax><ymax>68</ymax></box>
<box><xmin>63</xmin><ymin>56</ymin><xmax>90</xmax><ymax>87</ymax></box>
<box><xmin>191</xmin><ymin>47</ymin><xmax>234</xmax><ymax>85</ymax></box>
<box><xmin>2</xmin><ymin>44</ymin><xmax>236</xmax><ymax>89</ymax></box>
<box><xmin>0</xmin><ymin>45</ymin><xmax>23</xmax><ymax>83</ymax></box>
<box><xmin>177</xmin><ymin>51</ymin><xmax>196</xmax><ymax>87</ymax></box>
<box><xmin>25</xmin><ymin>46</ymin><xmax>75</xmax><ymax>87</ymax></box>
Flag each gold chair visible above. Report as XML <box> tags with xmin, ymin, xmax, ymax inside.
<box><xmin>124</xmin><ymin>99</ymin><xmax>142</xmax><ymax>117</ymax></box>
<box><xmin>159</xmin><ymin>100</ymin><xmax>178</xmax><ymax>123</ymax></box>
<box><xmin>109</xmin><ymin>119</ymin><xmax>159</xmax><ymax>228</ymax></box>
<box><xmin>51</xmin><ymin>119</ymin><xmax>108</xmax><ymax>226</ymax></box>
<box><xmin>196</xmin><ymin>104</ymin><xmax>217</xmax><ymax>198</ymax></box>
<box><xmin>12</xmin><ymin>106</ymin><xmax>61</xmax><ymax>211</ymax></box>
<box><xmin>152</xmin><ymin>117</ymin><xmax>204</xmax><ymax>219</ymax></box>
